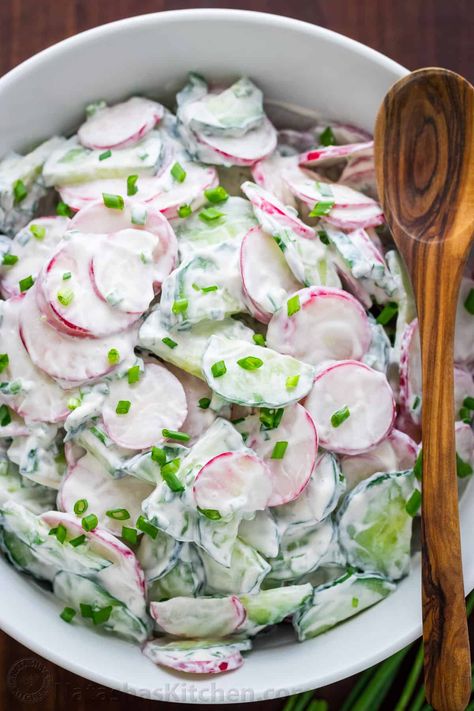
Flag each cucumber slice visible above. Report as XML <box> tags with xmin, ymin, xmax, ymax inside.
<box><xmin>138</xmin><ymin>308</ymin><xmax>255</xmax><ymax>379</ymax></box>
<box><xmin>150</xmin><ymin>595</ymin><xmax>246</xmax><ymax>638</ymax></box>
<box><xmin>0</xmin><ymin>454</ymin><xmax>56</xmax><ymax>514</ymax></box>
<box><xmin>238</xmin><ymin>510</ymin><xmax>280</xmax><ymax>559</ymax></box>
<box><xmin>272</xmin><ymin>227</ymin><xmax>340</xmax><ymax>289</ymax></box>
<box><xmin>266</xmin><ymin>517</ymin><xmax>335</xmax><ymax>582</ymax></box>
<box><xmin>294</xmin><ymin>569</ymin><xmax>395</xmax><ymax>640</ymax></box>
<box><xmin>363</xmin><ymin>319</ymin><xmax>391</xmax><ymax>373</ymax></box>
<box><xmin>338</xmin><ymin>470</ymin><xmax>416</xmax><ymax>580</ymax></box>
<box><xmin>73</xmin><ymin>423</ymin><xmax>134</xmax><ymax>479</ymax></box>
<box><xmin>78</xmin><ymin>97</ymin><xmax>164</xmax><ymax>150</ymax></box>
<box><xmin>137</xmin><ymin>528</ymin><xmax>180</xmax><ymax>583</ymax></box>
<box><xmin>8</xmin><ymin>425</ymin><xmax>66</xmax><ymax>489</ymax></box>
<box><xmin>197</xmin><ymin>512</ymin><xmax>242</xmax><ymax>567</ymax></box>
<box><xmin>200</xmin><ymin>538</ymin><xmax>270</xmax><ymax>595</ymax></box>
<box><xmin>385</xmin><ymin>250</ymin><xmax>416</xmax><ymax>364</ymax></box>
<box><xmin>53</xmin><ymin>570</ymin><xmax>149</xmax><ymax>643</ymax></box>
<box><xmin>240</xmin><ymin>583</ymin><xmax>312</xmax><ymax>635</ymax></box>
<box><xmin>148</xmin><ymin>543</ymin><xmax>204</xmax><ymax>600</ymax></box>
<box><xmin>143</xmin><ymin>635</ymin><xmax>251</xmax><ymax>674</ymax></box>
<box><xmin>122</xmin><ymin>443</ymin><xmax>189</xmax><ymax>485</ymax></box>
<box><xmin>202</xmin><ymin>335</ymin><xmax>314</xmax><ymax>408</ymax></box>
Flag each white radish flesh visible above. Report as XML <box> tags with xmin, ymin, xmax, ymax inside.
<box><xmin>251</xmin><ymin>153</ymin><xmax>298</xmax><ymax>207</ymax></box>
<box><xmin>166</xmin><ymin>364</ymin><xmax>216</xmax><ymax>443</ymax></box>
<box><xmin>78</xmin><ymin>97</ymin><xmax>164</xmax><ymax>150</ymax></box>
<box><xmin>241</xmin><ymin>181</ymin><xmax>314</xmax><ymax>239</ymax></box>
<box><xmin>190</xmin><ymin>118</ymin><xmax>277</xmax><ymax>167</ymax></box>
<box><xmin>143</xmin><ymin>637</ymin><xmax>248</xmax><ymax>674</ymax></box>
<box><xmin>59</xmin><ymin>175</ymin><xmax>165</xmax><ymax>212</ymax></box>
<box><xmin>150</xmin><ymin>596</ymin><xmax>246</xmax><ymax>638</ymax></box>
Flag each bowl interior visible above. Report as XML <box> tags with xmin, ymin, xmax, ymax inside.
<box><xmin>0</xmin><ymin>9</ymin><xmax>472</xmax><ymax>703</ymax></box>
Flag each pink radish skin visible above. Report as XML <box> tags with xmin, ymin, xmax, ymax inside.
<box><xmin>102</xmin><ymin>362</ymin><xmax>187</xmax><ymax>450</ymax></box>
<box><xmin>304</xmin><ymin>360</ymin><xmax>396</xmax><ymax>455</ymax></box>
<box><xmin>244</xmin><ymin>403</ymin><xmax>319</xmax><ymax>506</ymax></box>
<box><xmin>251</xmin><ymin>153</ymin><xmax>299</xmax><ymax>207</ymax></box>
<box><xmin>193</xmin><ymin>451</ymin><xmax>272</xmax><ymax>517</ymax></box>
<box><xmin>167</xmin><ymin>364</ymin><xmax>216</xmax><ymax>443</ymax></box>
<box><xmin>78</xmin><ymin>97</ymin><xmax>164</xmax><ymax>150</ymax></box>
<box><xmin>267</xmin><ymin>286</ymin><xmax>371</xmax><ymax>367</ymax></box>
<box><xmin>59</xmin><ymin>176</ymin><xmax>166</xmax><ymax>212</ymax></box>
<box><xmin>399</xmin><ymin>319</ymin><xmax>421</xmax><ymax>425</ymax></box>
<box><xmin>240</xmin><ymin>226</ymin><xmax>301</xmax><ymax>323</ymax></box>
<box><xmin>149</xmin><ymin>596</ymin><xmax>246</xmax><ymax>638</ymax></box>
<box><xmin>298</xmin><ymin>141</ymin><xmax>373</xmax><ymax>168</ymax></box>
<box><xmin>64</xmin><ymin>441</ymin><xmax>84</xmax><ymax>469</ymax></box>
<box><xmin>193</xmin><ymin>118</ymin><xmax>277</xmax><ymax>167</ymax></box>
<box><xmin>241</xmin><ymin>181</ymin><xmax>314</xmax><ymax>239</ymax></box>
<box><xmin>143</xmin><ymin>640</ymin><xmax>245</xmax><ymax>674</ymax></box>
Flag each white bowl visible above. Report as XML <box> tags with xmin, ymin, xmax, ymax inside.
<box><xmin>0</xmin><ymin>9</ymin><xmax>472</xmax><ymax>704</ymax></box>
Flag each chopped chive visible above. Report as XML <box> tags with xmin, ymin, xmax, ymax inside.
<box><xmin>116</xmin><ymin>400</ymin><xmax>131</xmax><ymax>415</ymax></box>
<box><xmin>198</xmin><ymin>397</ymin><xmax>211</xmax><ymax>409</ymax></box>
<box><xmin>259</xmin><ymin>407</ymin><xmax>284</xmax><ymax>431</ymax></box>
<box><xmin>80</xmin><ymin>603</ymin><xmax>93</xmax><ymax>618</ymax></box>
<box><xmin>62</xmin><ymin>271</ymin><xmax>72</xmax><ymax>281</ymax></box>
<box><xmin>178</xmin><ymin>204</ymin><xmax>192</xmax><ymax>218</ymax></box>
<box><xmin>309</xmin><ymin>200</ymin><xmax>335</xmax><ymax>217</ymax></box>
<box><xmin>57</xmin><ymin>289</ymin><xmax>74</xmax><ymax>306</ymax></box>
<box><xmin>82</xmin><ymin>513</ymin><xmax>98</xmax><ymax>532</ymax></box>
<box><xmin>73</xmin><ymin>498</ymin><xmax>88</xmax><ymax>516</ymax></box>
<box><xmin>160</xmin><ymin>459</ymin><xmax>184</xmax><ymax>492</ymax></box>
<box><xmin>136</xmin><ymin>514</ymin><xmax>159</xmax><ymax>539</ymax></box>
<box><xmin>0</xmin><ymin>354</ymin><xmax>9</xmax><ymax>373</ymax></box>
<box><xmin>19</xmin><ymin>275</ymin><xmax>34</xmax><ymax>292</ymax></box>
<box><xmin>60</xmin><ymin>607</ymin><xmax>76</xmax><ymax>623</ymax></box>
<box><xmin>0</xmin><ymin>404</ymin><xmax>11</xmax><ymax>427</ymax></box>
<box><xmin>376</xmin><ymin>301</ymin><xmax>398</xmax><ymax>325</ymax></box>
<box><xmin>318</xmin><ymin>229</ymin><xmax>330</xmax><ymax>245</ymax></box>
<box><xmin>405</xmin><ymin>489</ymin><xmax>422</xmax><ymax>516</ymax></box>
<box><xmin>122</xmin><ymin>526</ymin><xmax>138</xmax><ymax>544</ymax></box>
<box><xmin>412</xmin><ymin>395</ymin><xmax>421</xmax><ymax>410</ymax></box>
<box><xmin>459</xmin><ymin>407</ymin><xmax>472</xmax><ymax>422</ymax></box>
<box><xmin>151</xmin><ymin>447</ymin><xmax>167</xmax><ymax>466</ymax></box>
<box><xmin>106</xmin><ymin>508</ymin><xmax>130</xmax><ymax>521</ymax></box>
<box><xmin>127</xmin><ymin>365</ymin><xmax>140</xmax><ymax>384</ymax></box>
<box><xmin>211</xmin><ymin>360</ymin><xmax>227</xmax><ymax>378</ymax></box>
<box><xmin>102</xmin><ymin>193</ymin><xmax>124</xmax><ymax>210</ymax></box>
<box><xmin>171</xmin><ymin>298</ymin><xmax>188</xmax><ymax>315</ymax></box>
<box><xmin>463</xmin><ymin>396</ymin><xmax>474</xmax><ymax>410</ymax></box>
<box><xmin>199</xmin><ymin>206</ymin><xmax>224</xmax><ymax>223</ymax></box>
<box><xmin>287</xmin><ymin>294</ymin><xmax>300</xmax><ymax>317</ymax></box>
<box><xmin>252</xmin><ymin>333</ymin><xmax>266</xmax><ymax>347</ymax></box>
<box><xmin>457</xmin><ymin>453</ymin><xmax>473</xmax><ymax>479</ymax></box>
<box><xmin>286</xmin><ymin>374</ymin><xmax>300</xmax><ymax>389</ymax></box>
<box><xmin>30</xmin><ymin>224</ymin><xmax>46</xmax><ymax>241</ymax></box>
<box><xmin>107</xmin><ymin>348</ymin><xmax>120</xmax><ymax>364</ymax></box>
<box><xmin>352</xmin><ymin>597</ymin><xmax>360</xmax><ymax>609</ymax></box>
<box><xmin>69</xmin><ymin>534</ymin><xmax>86</xmax><ymax>547</ymax></box>
<box><xmin>2</xmin><ymin>253</ymin><xmax>19</xmax><ymax>266</ymax></box>
<box><xmin>13</xmin><ymin>179</ymin><xmax>27</xmax><ymax>204</ymax></box>
<box><xmin>464</xmin><ymin>288</ymin><xmax>474</xmax><ymax>315</ymax></box>
<box><xmin>92</xmin><ymin>605</ymin><xmax>113</xmax><ymax>625</ymax></box>
<box><xmin>56</xmin><ymin>201</ymin><xmax>73</xmax><ymax>217</ymax></box>
<box><xmin>55</xmin><ymin>523</ymin><xmax>67</xmax><ymax>544</ymax></box>
<box><xmin>162</xmin><ymin>428</ymin><xmax>190</xmax><ymax>442</ymax></box>
<box><xmin>67</xmin><ymin>397</ymin><xmax>81</xmax><ymax>411</ymax></box>
<box><xmin>237</xmin><ymin>356</ymin><xmax>264</xmax><ymax>371</ymax></box>
<box><xmin>99</xmin><ymin>149</ymin><xmax>112</xmax><ymax>161</ymax></box>
<box><xmin>198</xmin><ymin>507</ymin><xmax>222</xmax><ymax>520</ymax></box>
<box><xmin>271</xmin><ymin>441</ymin><xmax>288</xmax><ymax>459</ymax></box>
<box><xmin>204</xmin><ymin>186</ymin><xmax>229</xmax><ymax>204</ymax></box>
<box><xmin>319</xmin><ymin>126</ymin><xmax>336</xmax><ymax>146</ymax></box>
<box><xmin>331</xmin><ymin>406</ymin><xmax>350</xmax><ymax>428</ymax></box>
<box><xmin>170</xmin><ymin>162</ymin><xmax>186</xmax><ymax>183</ymax></box>
<box><xmin>161</xmin><ymin>336</ymin><xmax>178</xmax><ymax>349</ymax></box>
<box><xmin>127</xmin><ymin>174</ymin><xmax>138</xmax><ymax>196</ymax></box>
<box><xmin>414</xmin><ymin>449</ymin><xmax>423</xmax><ymax>481</ymax></box>
<box><xmin>200</xmin><ymin>285</ymin><xmax>219</xmax><ymax>293</ymax></box>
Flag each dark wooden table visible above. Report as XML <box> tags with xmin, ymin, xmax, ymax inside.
<box><xmin>0</xmin><ymin>1</ymin><xmax>472</xmax><ymax>709</ymax></box>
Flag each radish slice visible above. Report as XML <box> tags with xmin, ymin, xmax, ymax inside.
<box><xmin>298</xmin><ymin>141</ymin><xmax>373</xmax><ymax>168</ymax></box>
<box><xmin>305</xmin><ymin>360</ymin><xmax>395</xmax><ymax>455</ymax></box>
<box><xmin>19</xmin><ymin>288</ymin><xmax>138</xmax><ymax>384</ymax></box>
<box><xmin>339</xmin><ymin>146</ymin><xmax>377</xmax><ymax>198</ymax></box>
<box><xmin>267</xmin><ymin>286</ymin><xmax>371</xmax><ymax>367</ymax></box>
<box><xmin>340</xmin><ymin>429</ymin><xmax>418</xmax><ymax>490</ymax></box>
<box><xmin>193</xmin><ymin>451</ymin><xmax>272</xmax><ymax>517</ymax></box>
<box><xmin>399</xmin><ymin>319</ymin><xmax>422</xmax><ymax>425</ymax></box>
<box><xmin>78</xmin><ymin>97</ymin><xmax>164</xmax><ymax>150</ymax></box>
<box><xmin>143</xmin><ymin>637</ymin><xmax>250</xmax><ymax>675</ymax></box>
<box><xmin>58</xmin><ymin>453</ymin><xmax>153</xmax><ymax>535</ymax></box>
<box><xmin>240</xmin><ymin>226</ymin><xmax>301</xmax><ymax>323</ymax></box>
<box><xmin>102</xmin><ymin>362</ymin><xmax>187</xmax><ymax>450</ymax></box>
<box><xmin>167</xmin><ymin>365</ymin><xmax>216</xmax><ymax>443</ymax></box>
<box><xmin>59</xmin><ymin>175</ymin><xmax>165</xmax><ymax>212</ymax></box>
<box><xmin>0</xmin><ymin>297</ymin><xmax>71</xmax><ymax>422</ymax></box>
<box><xmin>238</xmin><ymin>510</ymin><xmax>280</xmax><ymax>558</ymax></box>
<box><xmin>454</xmin><ymin>367</ymin><xmax>474</xmax><ymax>417</ymax></box>
<box><xmin>91</xmin><ymin>229</ymin><xmax>158</xmax><ymax>313</ymax></box>
<box><xmin>39</xmin><ymin>234</ymin><xmax>138</xmax><ymax>337</ymax></box>
<box><xmin>183</xmin><ymin>118</ymin><xmax>277</xmax><ymax>167</ymax></box>
<box><xmin>251</xmin><ymin>153</ymin><xmax>298</xmax><ymax>207</ymax></box>
<box><xmin>202</xmin><ymin>335</ymin><xmax>315</xmax><ymax>408</ymax></box>
<box><xmin>70</xmin><ymin>198</ymin><xmax>178</xmax><ymax>287</ymax></box>
<box><xmin>148</xmin><ymin>161</ymin><xmax>218</xmax><ymax>219</ymax></box>
<box><xmin>267</xmin><ymin>517</ymin><xmax>335</xmax><ymax>581</ymax></box>
<box><xmin>455</xmin><ymin>277</ymin><xmax>474</xmax><ymax>367</ymax></box>
<box><xmin>0</xmin><ymin>217</ymin><xmax>70</xmax><ymax>298</ymax></box>
<box><xmin>200</xmin><ymin>538</ymin><xmax>270</xmax><ymax>595</ymax></box>
<box><xmin>244</xmin><ymin>404</ymin><xmax>318</xmax><ymax>506</ymax></box>
<box><xmin>241</xmin><ymin>181</ymin><xmax>314</xmax><ymax>239</ymax></box>
<box><xmin>150</xmin><ymin>596</ymin><xmax>246</xmax><ymax>638</ymax></box>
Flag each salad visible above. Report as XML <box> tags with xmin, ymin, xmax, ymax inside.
<box><xmin>0</xmin><ymin>74</ymin><xmax>472</xmax><ymax>677</ymax></box>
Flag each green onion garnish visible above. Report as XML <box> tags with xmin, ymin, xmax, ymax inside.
<box><xmin>13</xmin><ymin>179</ymin><xmax>27</xmax><ymax>204</ymax></box>
<box><xmin>412</xmin><ymin>395</ymin><xmax>421</xmax><ymax>411</ymax></box>
<box><xmin>162</xmin><ymin>428</ymin><xmax>190</xmax><ymax>442</ymax></box>
<box><xmin>74</xmin><ymin>498</ymin><xmax>88</xmax><ymax>516</ymax></box>
<box><xmin>56</xmin><ymin>201</ymin><xmax>73</xmax><ymax>217</ymax></box>
<box><xmin>161</xmin><ymin>336</ymin><xmax>178</xmax><ymax>349</ymax></box>
<box><xmin>200</xmin><ymin>285</ymin><xmax>219</xmax><ymax>293</ymax></box>
<box><xmin>62</xmin><ymin>271</ymin><xmax>72</xmax><ymax>280</ymax></box>
<box><xmin>67</xmin><ymin>397</ymin><xmax>81</xmax><ymax>411</ymax></box>
<box><xmin>99</xmin><ymin>149</ymin><xmax>112</xmax><ymax>161</ymax></box>
<box><xmin>331</xmin><ymin>406</ymin><xmax>350</xmax><ymax>428</ymax></box>
<box><xmin>54</xmin><ymin>523</ymin><xmax>68</xmax><ymax>544</ymax></box>
<box><xmin>127</xmin><ymin>174</ymin><xmax>138</xmax><ymax>196</ymax></box>
<box><xmin>30</xmin><ymin>224</ymin><xmax>46</xmax><ymax>240</ymax></box>
<box><xmin>69</xmin><ymin>534</ymin><xmax>86</xmax><ymax>547</ymax></box>
<box><xmin>178</xmin><ymin>204</ymin><xmax>192</xmax><ymax>218</ymax></box>
<box><xmin>457</xmin><ymin>453</ymin><xmax>473</xmax><ymax>479</ymax></box>
<box><xmin>160</xmin><ymin>459</ymin><xmax>184</xmax><ymax>492</ymax></box>
<box><xmin>170</xmin><ymin>162</ymin><xmax>187</xmax><ymax>183</ymax></box>
<box><xmin>287</xmin><ymin>294</ymin><xmax>300</xmax><ymax>317</ymax></box>
<box><xmin>351</xmin><ymin>597</ymin><xmax>359</xmax><ymax>609</ymax></box>
<box><xmin>237</xmin><ymin>356</ymin><xmax>264</xmax><ymax>371</ymax></box>
<box><xmin>60</xmin><ymin>607</ymin><xmax>77</xmax><ymax>623</ymax></box>
<box><xmin>464</xmin><ymin>288</ymin><xmax>474</xmax><ymax>315</ymax></box>
<box><xmin>0</xmin><ymin>354</ymin><xmax>9</xmax><ymax>373</ymax></box>
<box><xmin>463</xmin><ymin>396</ymin><xmax>474</xmax><ymax>410</ymax></box>
<box><xmin>309</xmin><ymin>200</ymin><xmax>335</xmax><ymax>217</ymax></box>
<box><xmin>0</xmin><ymin>404</ymin><xmax>11</xmax><ymax>427</ymax></box>
<box><xmin>204</xmin><ymin>186</ymin><xmax>229</xmax><ymax>204</ymax></box>
<box><xmin>122</xmin><ymin>526</ymin><xmax>138</xmax><ymax>544</ymax></box>
<box><xmin>151</xmin><ymin>447</ymin><xmax>167</xmax><ymax>465</ymax></box>
<box><xmin>92</xmin><ymin>606</ymin><xmax>113</xmax><ymax>626</ymax></box>
<box><xmin>102</xmin><ymin>193</ymin><xmax>124</xmax><ymax>210</ymax></box>
<box><xmin>82</xmin><ymin>513</ymin><xmax>98</xmax><ymax>532</ymax></box>
<box><xmin>171</xmin><ymin>298</ymin><xmax>188</xmax><ymax>315</ymax></box>
<box><xmin>318</xmin><ymin>230</ymin><xmax>330</xmax><ymax>245</ymax></box>
<box><xmin>376</xmin><ymin>302</ymin><xmax>398</xmax><ymax>326</ymax></box>
<box><xmin>271</xmin><ymin>441</ymin><xmax>288</xmax><ymax>459</ymax></box>
<box><xmin>198</xmin><ymin>397</ymin><xmax>211</xmax><ymax>409</ymax></box>
<box><xmin>252</xmin><ymin>333</ymin><xmax>266</xmax><ymax>347</ymax></box>
<box><xmin>286</xmin><ymin>374</ymin><xmax>300</xmax><ymax>389</ymax></box>
<box><xmin>19</xmin><ymin>275</ymin><xmax>34</xmax><ymax>292</ymax></box>
<box><xmin>459</xmin><ymin>407</ymin><xmax>472</xmax><ymax>423</ymax></box>
<box><xmin>405</xmin><ymin>489</ymin><xmax>422</xmax><ymax>516</ymax></box>
<box><xmin>198</xmin><ymin>507</ymin><xmax>222</xmax><ymax>520</ymax></box>
<box><xmin>259</xmin><ymin>407</ymin><xmax>284</xmax><ymax>431</ymax></box>
<box><xmin>199</xmin><ymin>207</ymin><xmax>224</xmax><ymax>223</ymax></box>
<box><xmin>2</xmin><ymin>253</ymin><xmax>18</xmax><ymax>266</ymax></box>
<box><xmin>107</xmin><ymin>348</ymin><xmax>120</xmax><ymax>364</ymax></box>
<box><xmin>116</xmin><ymin>400</ymin><xmax>131</xmax><ymax>415</ymax></box>
<box><xmin>136</xmin><ymin>514</ymin><xmax>159</xmax><ymax>539</ymax></box>
<box><xmin>80</xmin><ymin>603</ymin><xmax>93</xmax><ymax>619</ymax></box>
<box><xmin>57</xmin><ymin>289</ymin><xmax>74</xmax><ymax>307</ymax></box>
<box><xmin>211</xmin><ymin>360</ymin><xmax>227</xmax><ymax>378</ymax></box>
<box><xmin>319</xmin><ymin>126</ymin><xmax>336</xmax><ymax>146</ymax></box>
<box><xmin>414</xmin><ymin>449</ymin><xmax>422</xmax><ymax>481</ymax></box>
<box><xmin>106</xmin><ymin>508</ymin><xmax>130</xmax><ymax>521</ymax></box>
<box><xmin>127</xmin><ymin>365</ymin><xmax>140</xmax><ymax>384</ymax></box>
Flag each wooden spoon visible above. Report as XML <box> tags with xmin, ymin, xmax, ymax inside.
<box><xmin>375</xmin><ymin>68</ymin><xmax>474</xmax><ymax>711</ymax></box>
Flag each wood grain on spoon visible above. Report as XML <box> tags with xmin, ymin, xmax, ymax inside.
<box><xmin>375</xmin><ymin>68</ymin><xmax>474</xmax><ymax>711</ymax></box>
